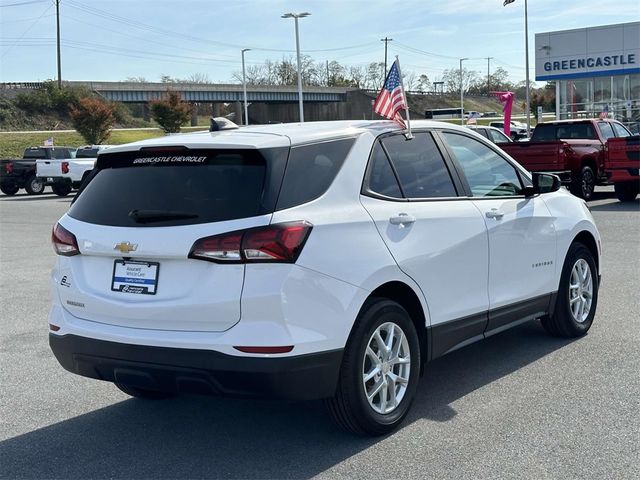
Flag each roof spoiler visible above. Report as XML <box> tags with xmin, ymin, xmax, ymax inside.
<box><xmin>210</xmin><ymin>117</ymin><xmax>240</xmax><ymax>132</ymax></box>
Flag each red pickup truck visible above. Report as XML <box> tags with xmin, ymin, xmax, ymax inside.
<box><xmin>606</xmin><ymin>136</ymin><xmax>640</xmax><ymax>201</ymax></box>
<box><xmin>498</xmin><ymin>118</ymin><xmax>637</xmax><ymax>200</ymax></box>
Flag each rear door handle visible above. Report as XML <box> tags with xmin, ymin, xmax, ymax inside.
<box><xmin>485</xmin><ymin>209</ymin><xmax>505</xmax><ymax>220</ymax></box>
<box><xmin>389</xmin><ymin>213</ymin><xmax>416</xmax><ymax>226</ymax></box>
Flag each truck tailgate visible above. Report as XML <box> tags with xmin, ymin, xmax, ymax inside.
<box><xmin>606</xmin><ymin>136</ymin><xmax>640</xmax><ymax>181</ymax></box>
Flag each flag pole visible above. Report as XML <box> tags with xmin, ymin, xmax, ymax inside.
<box><xmin>394</xmin><ymin>55</ymin><xmax>412</xmax><ymax>139</ymax></box>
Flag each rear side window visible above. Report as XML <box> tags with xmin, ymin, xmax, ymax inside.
<box><xmin>76</xmin><ymin>148</ymin><xmax>100</xmax><ymax>158</ymax></box>
<box><xmin>69</xmin><ymin>148</ymin><xmax>287</xmax><ymax>227</ymax></box>
<box><xmin>365</xmin><ymin>141</ymin><xmax>402</xmax><ymax>198</ymax></box>
<box><xmin>381</xmin><ymin>132</ymin><xmax>457</xmax><ymax>198</ymax></box>
<box><xmin>276</xmin><ymin>138</ymin><xmax>355</xmax><ymax>210</ymax></box>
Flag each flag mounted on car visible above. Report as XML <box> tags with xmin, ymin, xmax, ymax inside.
<box><xmin>44</xmin><ymin>137</ymin><xmax>54</xmax><ymax>147</ymax></box>
<box><xmin>466</xmin><ymin>112</ymin><xmax>480</xmax><ymax>125</ymax></box>
<box><xmin>373</xmin><ymin>58</ymin><xmax>411</xmax><ymax>135</ymax></box>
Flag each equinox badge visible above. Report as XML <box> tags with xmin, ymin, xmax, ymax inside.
<box><xmin>114</xmin><ymin>241</ymin><xmax>138</xmax><ymax>254</ymax></box>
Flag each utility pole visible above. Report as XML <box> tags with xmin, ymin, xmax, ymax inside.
<box><xmin>56</xmin><ymin>0</ymin><xmax>61</xmax><ymax>88</ymax></box>
<box><xmin>459</xmin><ymin>58</ymin><xmax>468</xmax><ymax>125</ymax></box>
<box><xmin>486</xmin><ymin>57</ymin><xmax>493</xmax><ymax>93</ymax></box>
<box><xmin>380</xmin><ymin>37</ymin><xmax>393</xmax><ymax>75</ymax></box>
<box><xmin>326</xmin><ymin>60</ymin><xmax>330</xmax><ymax>86</ymax></box>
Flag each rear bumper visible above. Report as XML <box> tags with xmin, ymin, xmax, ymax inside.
<box><xmin>38</xmin><ymin>176</ymin><xmax>71</xmax><ymax>187</ymax></box>
<box><xmin>49</xmin><ymin>333</ymin><xmax>343</xmax><ymax>401</ymax></box>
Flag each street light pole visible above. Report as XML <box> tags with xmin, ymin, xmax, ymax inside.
<box><xmin>460</xmin><ymin>57</ymin><xmax>468</xmax><ymax>125</ymax></box>
<box><xmin>524</xmin><ymin>0</ymin><xmax>531</xmax><ymax>136</ymax></box>
<box><xmin>56</xmin><ymin>0</ymin><xmax>61</xmax><ymax>88</ymax></box>
<box><xmin>282</xmin><ymin>12</ymin><xmax>311</xmax><ymax>123</ymax></box>
<box><xmin>241</xmin><ymin>48</ymin><xmax>250</xmax><ymax>126</ymax></box>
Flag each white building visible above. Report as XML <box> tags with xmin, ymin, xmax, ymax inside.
<box><xmin>535</xmin><ymin>22</ymin><xmax>639</xmax><ymax>123</ymax></box>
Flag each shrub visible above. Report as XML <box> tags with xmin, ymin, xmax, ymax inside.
<box><xmin>69</xmin><ymin>97</ymin><xmax>116</xmax><ymax>144</ymax></box>
<box><xmin>149</xmin><ymin>90</ymin><xmax>192</xmax><ymax>133</ymax></box>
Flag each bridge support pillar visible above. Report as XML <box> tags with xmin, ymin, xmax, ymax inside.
<box><xmin>234</xmin><ymin>101</ymin><xmax>242</xmax><ymax>124</ymax></box>
<box><xmin>191</xmin><ymin>103</ymin><xmax>198</xmax><ymax>127</ymax></box>
<box><xmin>212</xmin><ymin>103</ymin><xmax>221</xmax><ymax>117</ymax></box>
<box><xmin>142</xmin><ymin>103</ymin><xmax>150</xmax><ymax>122</ymax></box>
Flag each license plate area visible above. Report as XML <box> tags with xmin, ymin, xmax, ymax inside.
<box><xmin>111</xmin><ymin>260</ymin><xmax>159</xmax><ymax>295</ymax></box>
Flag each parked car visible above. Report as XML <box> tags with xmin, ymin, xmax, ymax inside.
<box><xmin>0</xmin><ymin>146</ymin><xmax>76</xmax><ymax>196</ymax></box>
<box><xmin>48</xmin><ymin>120</ymin><xmax>601</xmax><ymax>435</ymax></box>
<box><xmin>36</xmin><ymin>145</ymin><xmax>111</xmax><ymax>196</ymax></box>
<box><xmin>466</xmin><ymin>125</ymin><xmax>513</xmax><ymax>144</ymax></box>
<box><xmin>489</xmin><ymin>121</ymin><xmax>528</xmax><ymax>140</ymax></box>
<box><xmin>499</xmin><ymin>118</ymin><xmax>634</xmax><ymax>200</ymax></box>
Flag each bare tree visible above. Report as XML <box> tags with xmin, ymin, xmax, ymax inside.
<box><xmin>187</xmin><ymin>72</ymin><xmax>211</xmax><ymax>84</ymax></box>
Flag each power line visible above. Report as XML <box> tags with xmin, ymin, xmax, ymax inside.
<box><xmin>0</xmin><ymin>0</ymin><xmax>47</xmax><ymax>7</ymax></box>
<box><xmin>0</xmin><ymin>2</ymin><xmax>52</xmax><ymax>59</ymax></box>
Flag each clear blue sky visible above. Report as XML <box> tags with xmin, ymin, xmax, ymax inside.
<box><xmin>1</xmin><ymin>0</ymin><xmax>638</xmax><ymax>85</ymax></box>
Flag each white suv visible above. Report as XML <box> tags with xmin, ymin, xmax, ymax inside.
<box><xmin>48</xmin><ymin>120</ymin><xmax>601</xmax><ymax>435</ymax></box>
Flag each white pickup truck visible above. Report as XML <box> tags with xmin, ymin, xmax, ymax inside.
<box><xmin>36</xmin><ymin>145</ymin><xmax>111</xmax><ymax>196</ymax></box>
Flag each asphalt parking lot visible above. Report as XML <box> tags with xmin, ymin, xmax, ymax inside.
<box><xmin>1</xmin><ymin>188</ymin><xmax>638</xmax><ymax>479</ymax></box>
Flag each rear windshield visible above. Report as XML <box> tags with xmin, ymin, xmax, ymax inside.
<box><xmin>532</xmin><ymin>123</ymin><xmax>597</xmax><ymax>142</ymax></box>
<box><xmin>23</xmin><ymin>147</ymin><xmax>75</xmax><ymax>159</ymax></box>
<box><xmin>75</xmin><ymin>148</ymin><xmax>100</xmax><ymax>158</ymax></box>
<box><xmin>69</xmin><ymin>148</ymin><xmax>287</xmax><ymax>227</ymax></box>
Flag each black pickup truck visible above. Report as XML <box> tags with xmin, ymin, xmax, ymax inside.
<box><xmin>0</xmin><ymin>146</ymin><xmax>76</xmax><ymax>196</ymax></box>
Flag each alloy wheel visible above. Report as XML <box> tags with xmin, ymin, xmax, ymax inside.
<box><xmin>362</xmin><ymin>322</ymin><xmax>411</xmax><ymax>414</ymax></box>
<box><xmin>569</xmin><ymin>258</ymin><xmax>593</xmax><ymax>323</ymax></box>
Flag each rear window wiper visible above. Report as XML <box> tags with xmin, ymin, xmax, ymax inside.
<box><xmin>129</xmin><ymin>209</ymin><xmax>199</xmax><ymax>223</ymax></box>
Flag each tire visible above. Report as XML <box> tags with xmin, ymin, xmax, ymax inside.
<box><xmin>52</xmin><ymin>182</ymin><xmax>72</xmax><ymax>197</ymax></box>
<box><xmin>569</xmin><ymin>165</ymin><xmax>595</xmax><ymax>200</ymax></box>
<box><xmin>541</xmin><ymin>243</ymin><xmax>598</xmax><ymax>338</ymax></box>
<box><xmin>326</xmin><ymin>298</ymin><xmax>421</xmax><ymax>436</ymax></box>
<box><xmin>115</xmin><ymin>382</ymin><xmax>175</xmax><ymax>400</ymax></box>
<box><xmin>0</xmin><ymin>182</ymin><xmax>19</xmax><ymax>196</ymax></box>
<box><xmin>24</xmin><ymin>174</ymin><xmax>45</xmax><ymax>195</ymax></box>
<box><xmin>614</xmin><ymin>182</ymin><xmax>639</xmax><ymax>202</ymax></box>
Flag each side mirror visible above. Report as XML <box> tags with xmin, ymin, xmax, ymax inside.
<box><xmin>532</xmin><ymin>173</ymin><xmax>562</xmax><ymax>194</ymax></box>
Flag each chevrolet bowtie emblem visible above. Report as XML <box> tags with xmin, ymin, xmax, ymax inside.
<box><xmin>114</xmin><ymin>241</ymin><xmax>138</xmax><ymax>254</ymax></box>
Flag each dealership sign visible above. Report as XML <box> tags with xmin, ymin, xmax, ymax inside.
<box><xmin>535</xmin><ymin>22</ymin><xmax>640</xmax><ymax>81</ymax></box>
<box><xmin>543</xmin><ymin>54</ymin><xmax>636</xmax><ymax>73</ymax></box>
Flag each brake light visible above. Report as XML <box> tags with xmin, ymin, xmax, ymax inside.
<box><xmin>51</xmin><ymin>223</ymin><xmax>80</xmax><ymax>256</ymax></box>
<box><xmin>189</xmin><ymin>221</ymin><xmax>312</xmax><ymax>263</ymax></box>
<box><xmin>5</xmin><ymin>162</ymin><xmax>13</xmax><ymax>174</ymax></box>
<box><xmin>61</xmin><ymin>161</ymin><xmax>69</xmax><ymax>174</ymax></box>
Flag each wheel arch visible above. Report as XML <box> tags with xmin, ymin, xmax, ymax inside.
<box><xmin>572</xmin><ymin>230</ymin><xmax>599</xmax><ymax>274</ymax></box>
<box><xmin>364</xmin><ymin>281</ymin><xmax>431</xmax><ymax>366</ymax></box>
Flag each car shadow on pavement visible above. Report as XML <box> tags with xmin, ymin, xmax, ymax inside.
<box><xmin>588</xmin><ymin>199</ymin><xmax>639</xmax><ymax>212</ymax></box>
<box><xmin>0</xmin><ymin>321</ymin><xmax>575</xmax><ymax>479</ymax></box>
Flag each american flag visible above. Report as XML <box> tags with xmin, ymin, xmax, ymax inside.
<box><xmin>599</xmin><ymin>104</ymin><xmax>609</xmax><ymax>119</ymax></box>
<box><xmin>373</xmin><ymin>60</ymin><xmax>407</xmax><ymax>128</ymax></box>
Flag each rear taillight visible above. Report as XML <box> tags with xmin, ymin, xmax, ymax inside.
<box><xmin>52</xmin><ymin>223</ymin><xmax>80</xmax><ymax>256</ymax></box>
<box><xmin>61</xmin><ymin>161</ymin><xmax>69</xmax><ymax>174</ymax></box>
<box><xmin>189</xmin><ymin>221</ymin><xmax>312</xmax><ymax>264</ymax></box>
<box><xmin>5</xmin><ymin>162</ymin><xmax>13</xmax><ymax>174</ymax></box>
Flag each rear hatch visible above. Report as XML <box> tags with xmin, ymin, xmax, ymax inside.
<box><xmin>56</xmin><ymin>144</ymin><xmax>289</xmax><ymax>332</ymax></box>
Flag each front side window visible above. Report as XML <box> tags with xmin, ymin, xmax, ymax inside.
<box><xmin>489</xmin><ymin>129</ymin><xmax>510</xmax><ymax>144</ymax></box>
<box><xmin>598</xmin><ymin>122</ymin><xmax>615</xmax><ymax>140</ymax></box>
<box><xmin>442</xmin><ymin>132</ymin><xmax>523</xmax><ymax>197</ymax></box>
<box><xmin>381</xmin><ymin>132</ymin><xmax>457</xmax><ymax>198</ymax></box>
<box><xmin>612</xmin><ymin>122</ymin><xmax>631</xmax><ymax>137</ymax></box>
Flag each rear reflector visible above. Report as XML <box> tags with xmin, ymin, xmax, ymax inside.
<box><xmin>189</xmin><ymin>221</ymin><xmax>312</xmax><ymax>264</ymax></box>
<box><xmin>49</xmin><ymin>324</ymin><xmax>60</xmax><ymax>332</ymax></box>
<box><xmin>234</xmin><ymin>346</ymin><xmax>294</xmax><ymax>354</ymax></box>
<box><xmin>52</xmin><ymin>223</ymin><xmax>80</xmax><ymax>256</ymax></box>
